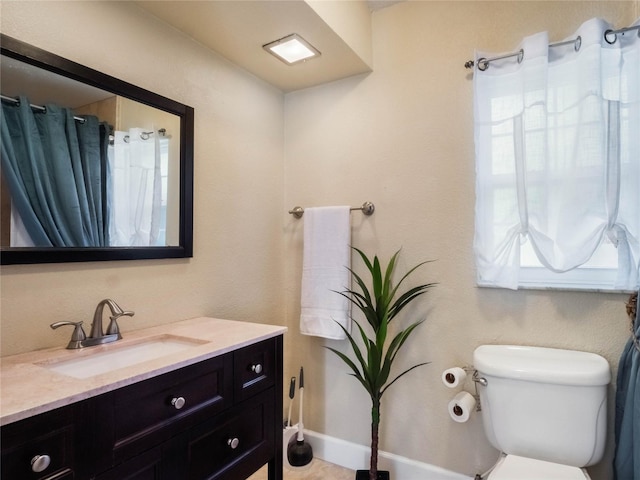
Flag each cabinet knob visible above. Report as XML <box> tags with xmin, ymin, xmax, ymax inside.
<box><xmin>227</xmin><ymin>437</ymin><xmax>240</xmax><ymax>449</ymax></box>
<box><xmin>251</xmin><ymin>363</ymin><xmax>263</xmax><ymax>374</ymax></box>
<box><xmin>31</xmin><ymin>454</ymin><xmax>51</xmax><ymax>473</ymax></box>
<box><xmin>171</xmin><ymin>396</ymin><xmax>186</xmax><ymax>410</ymax></box>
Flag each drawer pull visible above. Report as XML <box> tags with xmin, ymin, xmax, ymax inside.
<box><xmin>171</xmin><ymin>396</ymin><xmax>186</xmax><ymax>410</ymax></box>
<box><xmin>251</xmin><ymin>363</ymin><xmax>263</xmax><ymax>374</ymax></box>
<box><xmin>31</xmin><ymin>454</ymin><xmax>51</xmax><ymax>473</ymax></box>
<box><xmin>227</xmin><ymin>437</ymin><xmax>240</xmax><ymax>449</ymax></box>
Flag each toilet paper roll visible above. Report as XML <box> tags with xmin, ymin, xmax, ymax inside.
<box><xmin>442</xmin><ymin>367</ymin><xmax>467</xmax><ymax>388</ymax></box>
<box><xmin>448</xmin><ymin>391</ymin><xmax>476</xmax><ymax>423</ymax></box>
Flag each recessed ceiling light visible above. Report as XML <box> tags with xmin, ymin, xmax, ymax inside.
<box><xmin>263</xmin><ymin>34</ymin><xmax>320</xmax><ymax>65</ymax></box>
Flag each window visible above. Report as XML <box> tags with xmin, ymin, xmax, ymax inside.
<box><xmin>473</xmin><ymin>18</ymin><xmax>639</xmax><ymax>291</ymax></box>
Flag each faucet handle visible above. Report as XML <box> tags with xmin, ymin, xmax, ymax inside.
<box><xmin>106</xmin><ymin>311</ymin><xmax>134</xmax><ymax>338</ymax></box>
<box><xmin>50</xmin><ymin>321</ymin><xmax>86</xmax><ymax>349</ymax></box>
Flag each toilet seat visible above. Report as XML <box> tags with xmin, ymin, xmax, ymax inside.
<box><xmin>487</xmin><ymin>454</ymin><xmax>590</xmax><ymax>480</ymax></box>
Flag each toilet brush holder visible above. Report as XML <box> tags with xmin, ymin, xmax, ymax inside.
<box><xmin>283</xmin><ymin>425</ymin><xmax>298</xmax><ymax>466</ymax></box>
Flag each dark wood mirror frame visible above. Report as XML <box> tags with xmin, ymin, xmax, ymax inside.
<box><xmin>0</xmin><ymin>34</ymin><xmax>194</xmax><ymax>265</ymax></box>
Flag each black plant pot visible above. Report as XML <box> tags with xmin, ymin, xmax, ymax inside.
<box><xmin>355</xmin><ymin>470</ymin><xmax>390</xmax><ymax>480</ymax></box>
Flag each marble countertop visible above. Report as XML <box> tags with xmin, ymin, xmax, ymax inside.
<box><xmin>0</xmin><ymin>317</ymin><xmax>287</xmax><ymax>426</ymax></box>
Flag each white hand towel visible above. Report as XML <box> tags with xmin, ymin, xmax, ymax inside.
<box><xmin>300</xmin><ymin>206</ymin><xmax>351</xmax><ymax>340</ymax></box>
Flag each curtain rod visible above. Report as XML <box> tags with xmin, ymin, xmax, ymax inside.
<box><xmin>288</xmin><ymin>201</ymin><xmax>375</xmax><ymax>219</ymax></box>
<box><xmin>465</xmin><ymin>23</ymin><xmax>640</xmax><ymax>71</ymax></box>
<box><xmin>109</xmin><ymin>128</ymin><xmax>167</xmax><ymax>145</ymax></box>
<box><xmin>1</xmin><ymin>94</ymin><xmax>86</xmax><ymax>123</ymax></box>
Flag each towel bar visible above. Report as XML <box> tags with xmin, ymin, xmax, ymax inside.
<box><xmin>288</xmin><ymin>201</ymin><xmax>375</xmax><ymax>219</ymax></box>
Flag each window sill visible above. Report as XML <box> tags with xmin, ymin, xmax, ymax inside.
<box><xmin>477</xmin><ymin>281</ymin><xmax>634</xmax><ymax>294</ymax></box>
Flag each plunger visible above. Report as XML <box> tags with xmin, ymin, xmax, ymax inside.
<box><xmin>287</xmin><ymin>366</ymin><xmax>313</xmax><ymax>467</ymax></box>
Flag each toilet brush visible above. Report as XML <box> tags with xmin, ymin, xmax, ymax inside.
<box><xmin>287</xmin><ymin>367</ymin><xmax>313</xmax><ymax>467</ymax></box>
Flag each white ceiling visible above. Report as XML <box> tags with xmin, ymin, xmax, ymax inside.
<box><xmin>1</xmin><ymin>56</ymin><xmax>114</xmax><ymax>108</ymax></box>
<box><xmin>367</xmin><ymin>0</ymin><xmax>404</xmax><ymax>10</ymax></box>
<box><xmin>1</xmin><ymin>1</ymin><xmax>405</xmax><ymax>108</ymax></box>
<box><xmin>134</xmin><ymin>1</ymin><xmax>401</xmax><ymax>92</ymax></box>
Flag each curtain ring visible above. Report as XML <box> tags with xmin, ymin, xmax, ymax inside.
<box><xmin>574</xmin><ymin>36</ymin><xmax>582</xmax><ymax>52</ymax></box>
<box><xmin>604</xmin><ymin>29</ymin><xmax>617</xmax><ymax>44</ymax></box>
<box><xmin>516</xmin><ymin>49</ymin><xmax>524</xmax><ymax>64</ymax></box>
<box><xmin>477</xmin><ymin>58</ymin><xmax>489</xmax><ymax>71</ymax></box>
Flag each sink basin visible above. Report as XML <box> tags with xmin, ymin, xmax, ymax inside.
<box><xmin>38</xmin><ymin>335</ymin><xmax>206</xmax><ymax>379</ymax></box>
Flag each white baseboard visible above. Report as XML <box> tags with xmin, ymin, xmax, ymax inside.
<box><xmin>300</xmin><ymin>429</ymin><xmax>472</xmax><ymax>480</ymax></box>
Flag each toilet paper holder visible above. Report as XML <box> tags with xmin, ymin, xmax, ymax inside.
<box><xmin>472</xmin><ymin>369</ymin><xmax>487</xmax><ymax>387</ymax></box>
<box><xmin>444</xmin><ymin>366</ymin><xmax>486</xmax><ymax>412</ymax></box>
<box><xmin>470</xmin><ymin>370</ymin><xmax>486</xmax><ymax>412</ymax></box>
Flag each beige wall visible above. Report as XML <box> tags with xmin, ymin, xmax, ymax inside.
<box><xmin>283</xmin><ymin>2</ymin><xmax>637</xmax><ymax>479</ymax></box>
<box><xmin>1</xmin><ymin>1</ymin><xmax>638</xmax><ymax>479</ymax></box>
<box><xmin>0</xmin><ymin>1</ymin><xmax>286</xmax><ymax>355</ymax></box>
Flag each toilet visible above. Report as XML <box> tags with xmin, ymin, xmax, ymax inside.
<box><xmin>473</xmin><ymin>345</ymin><xmax>611</xmax><ymax>479</ymax></box>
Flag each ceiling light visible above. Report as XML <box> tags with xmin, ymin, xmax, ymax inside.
<box><xmin>263</xmin><ymin>34</ymin><xmax>320</xmax><ymax>65</ymax></box>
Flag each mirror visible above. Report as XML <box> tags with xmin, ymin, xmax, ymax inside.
<box><xmin>0</xmin><ymin>34</ymin><xmax>194</xmax><ymax>265</ymax></box>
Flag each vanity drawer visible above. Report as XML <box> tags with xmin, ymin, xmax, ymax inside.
<box><xmin>187</xmin><ymin>391</ymin><xmax>275</xmax><ymax>480</ymax></box>
<box><xmin>234</xmin><ymin>338</ymin><xmax>276</xmax><ymax>402</ymax></box>
<box><xmin>112</xmin><ymin>354</ymin><xmax>233</xmax><ymax>461</ymax></box>
<box><xmin>1</xmin><ymin>405</ymin><xmax>75</xmax><ymax>480</ymax></box>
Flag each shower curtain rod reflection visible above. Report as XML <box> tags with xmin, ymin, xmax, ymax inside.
<box><xmin>289</xmin><ymin>201</ymin><xmax>375</xmax><ymax>219</ymax></box>
<box><xmin>109</xmin><ymin>128</ymin><xmax>167</xmax><ymax>145</ymax></box>
<box><xmin>464</xmin><ymin>23</ymin><xmax>640</xmax><ymax>71</ymax></box>
<box><xmin>1</xmin><ymin>94</ymin><xmax>86</xmax><ymax>123</ymax></box>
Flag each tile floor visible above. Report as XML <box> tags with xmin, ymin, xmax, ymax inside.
<box><xmin>248</xmin><ymin>458</ymin><xmax>355</xmax><ymax>480</ymax></box>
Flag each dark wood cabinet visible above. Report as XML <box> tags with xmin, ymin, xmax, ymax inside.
<box><xmin>109</xmin><ymin>354</ymin><xmax>233</xmax><ymax>465</ymax></box>
<box><xmin>95</xmin><ymin>446</ymin><xmax>165</xmax><ymax>480</ymax></box>
<box><xmin>1</xmin><ymin>336</ymin><xmax>283</xmax><ymax>480</ymax></box>
<box><xmin>188</xmin><ymin>392</ymin><xmax>274</xmax><ymax>480</ymax></box>
<box><xmin>0</xmin><ymin>404</ymin><xmax>75</xmax><ymax>480</ymax></box>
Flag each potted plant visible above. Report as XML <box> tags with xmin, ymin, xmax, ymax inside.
<box><xmin>327</xmin><ymin>248</ymin><xmax>435</xmax><ymax>480</ymax></box>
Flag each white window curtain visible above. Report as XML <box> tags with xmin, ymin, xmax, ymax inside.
<box><xmin>474</xmin><ymin>18</ymin><xmax>640</xmax><ymax>291</ymax></box>
<box><xmin>108</xmin><ymin>128</ymin><xmax>163</xmax><ymax>246</ymax></box>
<box><xmin>10</xmin><ymin>205</ymin><xmax>35</xmax><ymax>247</ymax></box>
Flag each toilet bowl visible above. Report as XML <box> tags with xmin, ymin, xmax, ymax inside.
<box><xmin>486</xmin><ymin>454</ymin><xmax>590</xmax><ymax>480</ymax></box>
<box><xmin>473</xmin><ymin>345</ymin><xmax>611</xmax><ymax>480</ymax></box>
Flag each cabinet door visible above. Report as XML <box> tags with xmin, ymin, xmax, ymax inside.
<box><xmin>94</xmin><ymin>433</ymin><xmax>188</xmax><ymax>480</ymax></box>
<box><xmin>234</xmin><ymin>339</ymin><xmax>276</xmax><ymax>402</ymax></box>
<box><xmin>1</xmin><ymin>405</ymin><xmax>75</xmax><ymax>480</ymax></box>
<box><xmin>187</xmin><ymin>391</ymin><xmax>275</xmax><ymax>480</ymax></box>
<box><xmin>44</xmin><ymin>471</ymin><xmax>74</xmax><ymax>480</ymax></box>
<box><xmin>95</xmin><ymin>446</ymin><xmax>163</xmax><ymax>480</ymax></box>
<box><xmin>111</xmin><ymin>354</ymin><xmax>233</xmax><ymax>464</ymax></box>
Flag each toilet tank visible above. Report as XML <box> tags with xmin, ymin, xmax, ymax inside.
<box><xmin>473</xmin><ymin>345</ymin><xmax>610</xmax><ymax>467</ymax></box>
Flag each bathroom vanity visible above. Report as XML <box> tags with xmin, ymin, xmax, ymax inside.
<box><xmin>0</xmin><ymin>317</ymin><xmax>286</xmax><ymax>480</ymax></box>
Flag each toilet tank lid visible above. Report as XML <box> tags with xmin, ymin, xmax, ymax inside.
<box><xmin>473</xmin><ymin>345</ymin><xmax>611</xmax><ymax>386</ymax></box>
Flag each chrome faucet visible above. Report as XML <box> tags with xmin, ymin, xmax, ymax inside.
<box><xmin>50</xmin><ymin>299</ymin><xmax>134</xmax><ymax>349</ymax></box>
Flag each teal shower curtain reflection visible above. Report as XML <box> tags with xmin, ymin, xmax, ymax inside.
<box><xmin>0</xmin><ymin>96</ymin><xmax>110</xmax><ymax>247</ymax></box>
<box><xmin>614</xmin><ymin>291</ymin><xmax>640</xmax><ymax>479</ymax></box>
